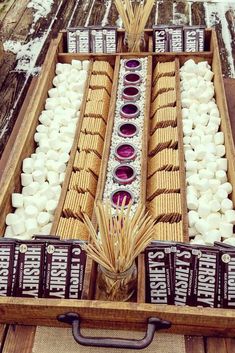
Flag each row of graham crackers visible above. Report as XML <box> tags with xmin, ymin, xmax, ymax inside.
<box><xmin>147</xmin><ymin>60</ymin><xmax>183</xmax><ymax>242</ymax></box>
<box><xmin>57</xmin><ymin>61</ymin><xmax>114</xmax><ymax>241</ymax></box>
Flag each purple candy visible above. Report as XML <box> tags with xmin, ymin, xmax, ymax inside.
<box><xmin>124</xmin><ymin>72</ymin><xmax>142</xmax><ymax>86</ymax></box>
<box><xmin>118</xmin><ymin>123</ymin><xmax>137</xmax><ymax>137</ymax></box>
<box><xmin>120</xmin><ymin>103</ymin><xmax>139</xmax><ymax>119</ymax></box>
<box><xmin>116</xmin><ymin>144</ymin><xmax>135</xmax><ymax>159</ymax></box>
<box><xmin>125</xmin><ymin>59</ymin><xmax>141</xmax><ymax>71</ymax></box>
<box><xmin>122</xmin><ymin>86</ymin><xmax>140</xmax><ymax>101</ymax></box>
<box><xmin>113</xmin><ymin>164</ymin><xmax>136</xmax><ymax>185</ymax></box>
<box><xmin>111</xmin><ymin>189</ymin><xmax>133</xmax><ymax>207</ymax></box>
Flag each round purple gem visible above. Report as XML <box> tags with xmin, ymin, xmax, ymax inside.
<box><xmin>116</xmin><ymin>144</ymin><xmax>135</xmax><ymax>158</ymax></box>
<box><xmin>115</xmin><ymin>165</ymin><xmax>134</xmax><ymax>180</ymax></box>
<box><xmin>125</xmin><ymin>59</ymin><xmax>141</xmax><ymax>70</ymax></box>
<box><xmin>112</xmin><ymin>190</ymin><xmax>133</xmax><ymax>206</ymax></box>
<box><xmin>119</xmin><ymin>123</ymin><xmax>137</xmax><ymax>137</ymax></box>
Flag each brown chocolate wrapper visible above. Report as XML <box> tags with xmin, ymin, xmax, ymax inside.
<box><xmin>14</xmin><ymin>242</ymin><xmax>45</xmax><ymax>298</ymax></box>
<box><xmin>103</xmin><ymin>26</ymin><xmax>117</xmax><ymax>54</ymax></box>
<box><xmin>33</xmin><ymin>234</ymin><xmax>61</xmax><ymax>241</ymax></box>
<box><xmin>145</xmin><ymin>241</ymin><xmax>175</xmax><ymax>304</ymax></box>
<box><xmin>0</xmin><ymin>240</ymin><xmax>15</xmax><ymax>297</ymax></box>
<box><xmin>44</xmin><ymin>242</ymin><xmax>72</xmax><ymax>299</ymax></box>
<box><xmin>90</xmin><ymin>26</ymin><xmax>104</xmax><ymax>53</ymax></box>
<box><xmin>192</xmin><ymin>245</ymin><xmax>219</xmax><ymax>308</ymax></box>
<box><xmin>76</xmin><ymin>27</ymin><xmax>90</xmax><ymax>53</ymax></box>
<box><xmin>220</xmin><ymin>249</ymin><xmax>235</xmax><ymax>308</ymax></box>
<box><xmin>69</xmin><ymin>242</ymin><xmax>87</xmax><ymax>299</ymax></box>
<box><xmin>67</xmin><ymin>28</ymin><xmax>78</xmax><ymax>53</ymax></box>
<box><xmin>175</xmin><ymin>244</ymin><xmax>199</xmax><ymax>306</ymax></box>
<box><xmin>153</xmin><ymin>25</ymin><xmax>168</xmax><ymax>53</ymax></box>
<box><xmin>167</xmin><ymin>26</ymin><xmax>183</xmax><ymax>52</ymax></box>
<box><xmin>184</xmin><ymin>26</ymin><xmax>205</xmax><ymax>52</ymax></box>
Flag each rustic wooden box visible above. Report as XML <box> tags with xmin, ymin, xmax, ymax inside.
<box><xmin>0</xmin><ymin>29</ymin><xmax>235</xmax><ymax>338</ymax></box>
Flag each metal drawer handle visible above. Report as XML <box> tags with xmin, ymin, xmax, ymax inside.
<box><xmin>57</xmin><ymin>313</ymin><xmax>171</xmax><ymax>350</ymax></box>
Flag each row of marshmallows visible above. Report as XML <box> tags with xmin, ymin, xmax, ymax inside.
<box><xmin>4</xmin><ymin>60</ymin><xmax>89</xmax><ymax>240</ymax></box>
<box><xmin>180</xmin><ymin>59</ymin><xmax>235</xmax><ymax>246</ymax></box>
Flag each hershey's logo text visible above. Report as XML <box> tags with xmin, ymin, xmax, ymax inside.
<box><xmin>197</xmin><ymin>253</ymin><xmax>217</xmax><ymax>307</ymax></box>
<box><xmin>148</xmin><ymin>251</ymin><xmax>167</xmax><ymax>304</ymax></box>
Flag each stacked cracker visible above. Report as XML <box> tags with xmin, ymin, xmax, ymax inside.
<box><xmin>57</xmin><ymin>61</ymin><xmax>113</xmax><ymax>240</ymax></box>
<box><xmin>147</xmin><ymin>60</ymin><xmax>183</xmax><ymax>242</ymax></box>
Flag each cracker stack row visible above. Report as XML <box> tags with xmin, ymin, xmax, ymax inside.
<box><xmin>57</xmin><ymin>61</ymin><xmax>114</xmax><ymax>240</ymax></box>
<box><xmin>148</xmin><ymin>60</ymin><xmax>183</xmax><ymax>242</ymax></box>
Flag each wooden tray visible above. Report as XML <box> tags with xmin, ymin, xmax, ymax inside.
<box><xmin>1</xmin><ymin>29</ymin><xmax>235</xmax><ymax>338</ymax></box>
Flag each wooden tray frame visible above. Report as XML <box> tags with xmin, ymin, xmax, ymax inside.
<box><xmin>1</xmin><ymin>29</ymin><xmax>235</xmax><ymax>337</ymax></box>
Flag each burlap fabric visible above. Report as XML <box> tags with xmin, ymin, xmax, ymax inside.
<box><xmin>33</xmin><ymin>327</ymin><xmax>185</xmax><ymax>353</ymax></box>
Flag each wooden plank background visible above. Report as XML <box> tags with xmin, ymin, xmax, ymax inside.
<box><xmin>0</xmin><ymin>0</ymin><xmax>235</xmax><ymax>159</ymax></box>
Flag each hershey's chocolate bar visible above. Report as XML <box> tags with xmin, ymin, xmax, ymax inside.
<box><xmin>168</xmin><ymin>26</ymin><xmax>183</xmax><ymax>52</ymax></box>
<box><xmin>184</xmin><ymin>26</ymin><xmax>205</xmax><ymax>52</ymax></box>
<box><xmin>12</xmin><ymin>242</ymin><xmax>20</xmax><ymax>295</ymax></box>
<box><xmin>145</xmin><ymin>242</ymin><xmax>175</xmax><ymax>304</ymax></box>
<box><xmin>15</xmin><ymin>242</ymin><xmax>45</xmax><ymax>298</ymax></box>
<box><xmin>90</xmin><ymin>27</ymin><xmax>104</xmax><ymax>53</ymax></box>
<box><xmin>153</xmin><ymin>25</ymin><xmax>168</xmax><ymax>53</ymax></box>
<box><xmin>76</xmin><ymin>27</ymin><xmax>90</xmax><ymax>53</ymax></box>
<box><xmin>103</xmin><ymin>26</ymin><xmax>117</xmax><ymax>53</ymax></box>
<box><xmin>33</xmin><ymin>234</ymin><xmax>61</xmax><ymax>241</ymax></box>
<box><xmin>69</xmin><ymin>242</ymin><xmax>87</xmax><ymax>299</ymax></box>
<box><xmin>0</xmin><ymin>240</ymin><xmax>15</xmax><ymax>297</ymax></box>
<box><xmin>67</xmin><ymin>28</ymin><xmax>78</xmax><ymax>53</ymax></box>
<box><xmin>220</xmin><ymin>249</ymin><xmax>235</xmax><ymax>308</ymax></box>
<box><xmin>44</xmin><ymin>242</ymin><xmax>72</xmax><ymax>299</ymax></box>
<box><xmin>193</xmin><ymin>246</ymin><xmax>219</xmax><ymax>308</ymax></box>
<box><xmin>175</xmin><ymin>244</ymin><xmax>199</xmax><ymax>306</ymax></box>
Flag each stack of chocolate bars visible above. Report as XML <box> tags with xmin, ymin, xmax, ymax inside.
<box><xmin>0</xmin><ymin>236</ymin><xmax>86</xmax><ymax>299</ymax></box>
<box><xmin>145</xmin><ymin>241</ymin><xmax>235</xmax><ymax>308</ymax></box>
<box><xmin>153</xmin><ymin>25</ymin><xmax>205</xmax><ymax>53</ymax></box>
<box><xmin>67</xmin><ymin>26</ymin><xmax>117</xmax><ymax>53</ymax></box>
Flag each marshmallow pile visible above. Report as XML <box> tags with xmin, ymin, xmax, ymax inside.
<box><xmin>5</xmin><ymin>60</ymin><xmax>89</xmax><ymax>240</ymax></box>
<box><xmin>103</xmin><ymin>58</ymin><xmax>148</xmax><ymax>214</ymax></box>
<box><xmin>180</xmin><ymin>59</ymin><xmax>235</xmax><ymax>246</ymax></box>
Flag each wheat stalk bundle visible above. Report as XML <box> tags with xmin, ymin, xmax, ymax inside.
<box><xmin>82</xmin><ymin>199</ymin><xmax>155</xmax><ymax>274</ymax></box>
<box><xmin>114</xmin><ymin>0</ymin><xmax>155</xmax><ymax>52</ymax></box>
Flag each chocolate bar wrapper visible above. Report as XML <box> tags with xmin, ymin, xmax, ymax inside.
<box><xmin>193</xmin><ymin>245</ymin><xmax>219</xmax><ymax>308</ymax></box>
<box><xmin>175</xmin><ymin>244</ymin><xmax>199</xmax><ymax>306</ymax></box>
<box><xmin>69</xmin><ymin>241</ymin><xmax>87</xmax><ymax>299</ymax></box>
<box><xmin>0</xmin><ymin>240</ymin><xmax>15</xmax><ymax>296</ymax></box>
<box><xmin>44</xmin><ymin>242</ymin><xmax>72</xmax><ymax>299</ymax></box>
<box><xmin>103</xmin><ymin>26</ymin><xmax>117</xmax><ymax>53</ymax></box>
<box><xmin>12</xmin><ymin>242</ymin><xmax>20</xmax><ymax>295</ymax></box>
<box><xmin>220</xmin><ymin>249</ymin><xmax>235</xmax><ymax>308</ymax></box>
<box><xmin>145</xmin><ymin>242</ymin><xmax>175</xmax><ymax>304</ymax></box>
<box><xmin>90</xmin><ymin>27</ymin><xmax>104</xmax><ymax>53</ymax></box>
<box><xmin>76</xmin><ymin>27</ymin><xmax>90</xmax><ymax>53</ymax></box>
<box><xmin>15</xmin><ymin>242</ymin><xmax>45</xmax><ymax>298</ymax></box>
<box><xmin>153</xmin><ymin>25</ymin><xmax>168</xmax><ymax>53</ymax></box>
<box><xmin>33</xmin><ymin>234</ymin><xmax>61</xmax><ymax>241</ymax></box>
<box><xmin>67</xmin><ymin>28</ymin><xmax>78</xmax><ymax>53</ymax></box>
<box><xmin>184</xmin><ymin>26</ymin><xmax>205</xmax><ymax>52</ymax></box>
<box><xmin>168</xmin><ymin>26</ymin><xmax>183</xmax><ymax>52</ymax></box>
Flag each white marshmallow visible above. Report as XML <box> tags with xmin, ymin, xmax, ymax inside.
<box><xmin>33</xmin><ymin>195</ymin><xmax>47</xmax><ymax>212</ymax></box>
<box><xmin>204</xmin><ymin>230</ymin><xmax>221</xmax><ymax>245</ymax></box>
<box><xmin>224</xmin><ymin>210</ymin><xmax>235</xmax><ymax>224</ymax></box>
<box><xmin>207</xmin><ymin>213</ymin><xmax>221</xmax><ymax>229</ymax></box>
<box><xmin>214</xmin><ymin>132</ymin><xmax>224</xmax><ymax>145</ymax></box>
<box><xmin>215</xmin><ymin>188</ymin><xmax>228</xmax><ymax>201</ymax></box>
<box><xmin>195</xmin><ymin>219</ymin><xmax>210</xmax><ymax>235</ymax></box>
<box><xmin>25</xmin><ymin>218</ymin><xmax>38</xmax><ymax>233</ymax></box>
<box><xmin>46</xmin><ymin>199</ymin><xmax>57</xmax><ymax>213</ymax></box>
<box><xmin>189</xmin><ymin>227</ymin><xmax>198</xmax><ymax>237</ymax></box>
<box><xmin>25</xmin><ymin>205</ymin><xmax>38</xmax><ymax>217</ymax></box>
<box><xmin>6</xmin><ymin>213</ymin><xmax>19</xmax><ymax>226</ymax></box>
<box><xmin>12</xmin><ymin>193</ymin><xmax>24</xmax><ymax>208</ymax></box>
<box><xmin>188</xmin><ymin>210</ymin><xmax>199</xmax><ymax>227</ymax></box>
<box><xmin>59</xmin><ymin>173</ymin><xmax>65</xmax><ymax>184</ymax></box>
<box><xmin>22</xmin><ymin>182</ymin><xmax>40</xmax><ymax>196</ymax></box>
<box><xmin>22</xmin><ymin>158</ymin><xmax>34</xmax><ymax>174</ymax></box>
<box><xmin>198</xmin><ymin>202</ymin><xmax>211</xmax><ymax>218</ymax></box>
<box><xmin>209</xmin><ymin>199</ymin><xmax>221</xmax><ymax>213</ymax></box>
<box><xmin>82</xmin><ymin>60</ymin><xmax>90</xmax><ymax>71</ymax></box>
<box><xmin>223</xmin><ymin>237</ymin><xmax>235</xmax><ymax>246</ymax></box>
<box><xmin>37</xmin><ymin>212</ymin><xmax>50</xmax><ymax>227</ymax></box>
<box><xmin>216</xmin><ymin>170</ymin><xmax>227</xmax><ymax>183</ymax></box>
<box><xmin>216</xmin><ymin>145</ymin><xmax>225</xmax><ymax>157</ymax></box>
<box><xmin>220</xmin><ymin>223</ymin><xmax>233</xmax><ymax>238</ymax></box>
<box><xmin>209</xmin><ymin>179</ymin><xmax>220</xmax><ymax>192</ymax></box>
<box><xmin>32</xmin><ymin>170</ymin><xmax>46</xmax><ymax>184</ymax></box>
<box><xmin>12</xmin><ymin>219</ymin><xmax>26</xmax><ymax>235</ymax></box>
<box><xmin>47</xmin><ymin>171</ymin><xmax>60</xmax><ymax>186</ymax></box>
<box><xmin>187</xmin><ymin>194</ymin><xmax>198</xmax><ymax>210</ymax></box>
<box><xmin>221</xmin><ymin>198</ymin><xmax>233</xmax><ymax>213</ymax></box>
<box><xmin>40</xmin><ymin>222</ymin><xmax>52</xmax><ymax>234</ymax></box>
<box><xmin>186</xmin><ymin>161</ymin><xmax>198</xmax><ymax>171</ymax></box>
<box><xmin>21</xmin><ymin>173</ymin><xmax>33</xmax><ymax>187</ymax></box>
<box><xmin>4</xmin><ymin>226</ymin><xmax>13</xmax><ymax>238</ymax></box>
<box><xmin>23</xmin><ymin>196</ymin><xmax>34</xmax><ymax>208</ymax></box>
<box><xmin>190</xmin><ymin>237</ymin><xmax>206</xmax><ymax>246</ymax></box>
<box><xmin>216</xmin><ymin>158</ymin><xmax>227</xmax><ymax>171</ymax></box>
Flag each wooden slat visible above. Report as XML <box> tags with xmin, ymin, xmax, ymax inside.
<box><xmin>157</xmin><ymin>0</ymin><xmax>174</xmax><ymax>25</ymax></box>
<box><xmin>185</xmin><ymin>336</ymin><xmax>205</xmax><ymax>353</ymax></box>
<box><xmin>191</xmin><ymin>2</ymin><xmax>206</xmax><ymax>26</ymax></box>
<box><xmin>0</xmin><ymin>325</ymin><xmax>8</xmax><ymax>351</ymax></box>
<box><xmin>69</xmin><ymin>0</ymin><xmax>97</xmax><ymax>27</ymax></box>
<box><xmin>2</xmin><ymin>326</ymin><xmax>35</xmax><ymax>353</ymax></box>
<box><xmin>225</xmin><ymin>9</ymin><xmax>235</xmax><ymax>71</ymax></box>
<box><xmin>206</xmin><ymin>338</ymin><xmax>227</xmax><ymax>353</ymax></box>
<box><xmin>174</xmin><ymin>1</ymin><xmax>190</xmax><ymax>25</ymax></box>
